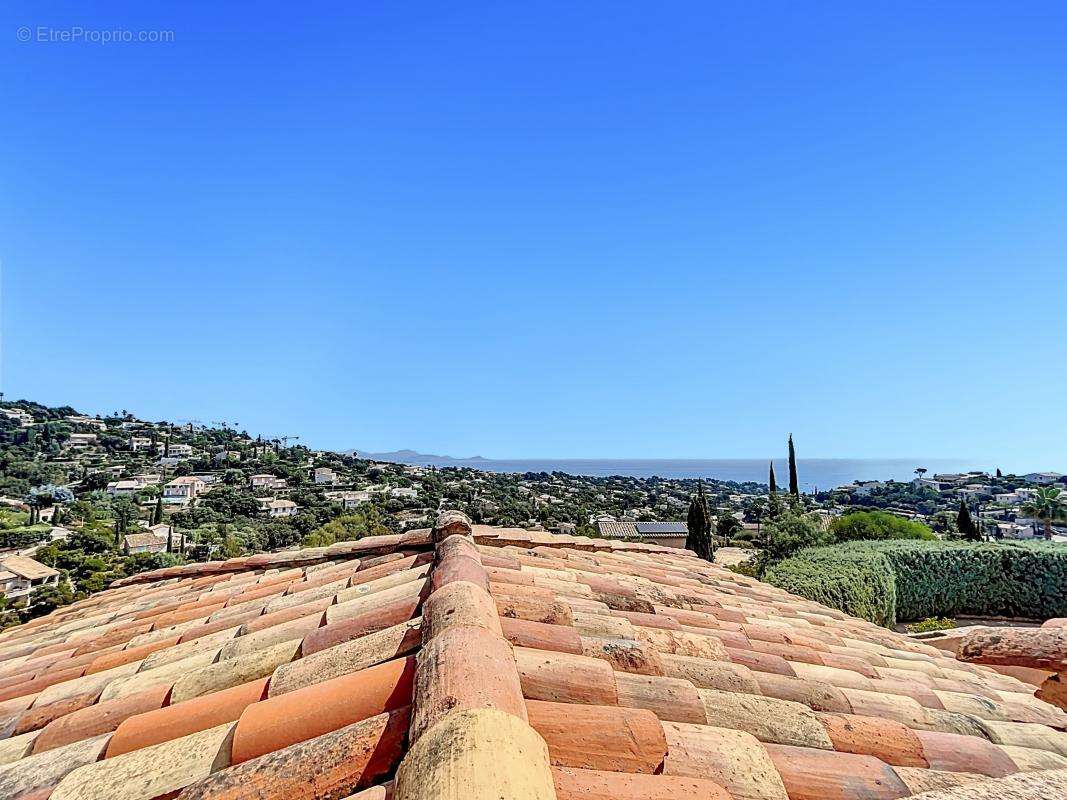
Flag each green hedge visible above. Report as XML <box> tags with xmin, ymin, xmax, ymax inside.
<box><xmin>764</xmin><ymin>546</ymin><xmax>897</xmax><ymax>627</ymax></box>
<box><xmin>764</xmin><ymin>540</ymin><xmax>1067</xmax><ymax>626</ymax></box>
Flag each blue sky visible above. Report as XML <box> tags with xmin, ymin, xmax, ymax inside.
<box><xmin>1</xmin><ymin>2</ymin><xmax>1064</xmax><ymax>469</ymax></box>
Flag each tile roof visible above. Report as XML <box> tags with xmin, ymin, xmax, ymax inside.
<box><xmin>0</xmin><ymin>513</ymin><xmax>1065</xmax><ymax>799</ymax></box>
<box><xmin>0</xmin><ymin>556</ymin><xmax>60</xmax><ymax>581</ymax></box>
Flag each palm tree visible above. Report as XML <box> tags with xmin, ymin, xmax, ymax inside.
<box><xmin>1022</xmin><ymin>487</ymin><xmax>1066</xmax><ymax>541</ymax></box>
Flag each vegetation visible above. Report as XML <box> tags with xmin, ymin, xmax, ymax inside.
<box><xmin>766</xmin><ymin>540</ymin><xmax>1067</xmax><ymax>626</ymax></box>
<box><xmin>956</xmin><ymin>499</ymin><xmax>981</xmax><ymax>541</ymax></box>
<box><xmin>685</xmin><ymin>482</ymin><xmax>714</xmax><ymax>561</ymax></box>
<box><xmin>765</xmin><ymin>545</ymin><xmax>897</xmax><ymax>626</ymax></box>
<box><xmin>906</xmin><ymin>617</ymin><xmax>955</xmax><ymax>633</ymax></box>
<box><xmin>829</xmin><ymin>510</ymin><xmax>936</xmax><ymax>542</ymax></box>
<box><xmin>1022</xmin><ymin>487</ymin><xmax>1066</xmax><ymax>541</ymax></box>
<box><xmin>787</xmin><ymin>434</ymin><xmax>799</xmax><ymax>497</ymax></box>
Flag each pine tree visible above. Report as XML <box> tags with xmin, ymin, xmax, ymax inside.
<box><xmin>686</xmin><ymin>482</ymin><xmax>714</xmax><ymax>561</ymax></box>
<box><xmin>768</xmin><ymin>462</ymin><xmax>778</xmax><ymax>496</ymax></box>
<box><xmin>787</xmin><ymin>434</ymin><xmax>799</xmax><ymax>497</ymax></box>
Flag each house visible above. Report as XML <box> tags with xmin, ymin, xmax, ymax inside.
<box><xmin>122</xmin><ymin>525</ymin><xmax>182</xmax><ymax>555</ymax></box>
<box><xmin>594</xmin><ymin>519</ymin><xmax>689</xmax><ymax>549</ymax></box>
<box><xmin>251</xmin><ymin>474</ymin><xmax>287</xmax><ymax>491</ymax></box>
<box><xmin>313</xmin><ymin>467</ymin><xmax>338</xmax><ymax>485</ymax></box>
<box><xmin>850</xmin><ymin>480</ymin><xmax>885</xmax><ymax>497</ymax></box>
<box><xmin>261</xmin><ymin>498</ymin><xmax>299</xmax><ymax>518</ymax></box>
<box><xmin>106</xmin><ymin>480</ymin><xmax>143</xmax><ymax>497</ymax></box>
<box><xmin>129</xmin><ymin>436</ymin><xmax>153</xmax><ymax>451</ymax></box>
<box><xmin>0</xmin><ymin>555</ymin><xmax>60</xmax><ymax>601</ymax></box>
<box><xmin>326</xmin><ymin>491</ymin><xmax>371</xmax><ymax>510</ymax></box>
<box><xmin>959</xmin><ymin>485</ymin><xmax>993</xmax><ymax>501</ymax></box>
<box><xmin>1</xmin><ymin>408</ymin><xmax>34</xmax><ymax>426</ymax></box>
<box><xmin>995</xmin><ymin>521</ymin><xmax>1037</xmax><ymax>540</ymax></box>
<box><xmin>214</xmin><ymin>450</ymin><xmax>240</xmax><ymax>464</ymax></box>
<box><xmin>64</xmin><ymin>414</ymin><xmax>105</xmax><ymax>429</ymax></box>
<box><xmin>66</xmin><ymin>433</ymin><xmax>98</xmax><ymax>448</ymax></box>
<box><xmin>158</xmin><ymin>443</ymin><xmax>194</xmax><ymax>458</ymax></box>
<box><xmin>1024</xmin><ymin>472</ymin><xmax>1065</xmax><ymax>485</ymax></box>
<box><xmin>389</xmin><ymin>487</ymin><xmax>418</xmax><ymax>499</ymax></box>
<box><xmin>163</xmin><ymin>476</ymin><xmax>207</xmax><ymax>503</ymax></box>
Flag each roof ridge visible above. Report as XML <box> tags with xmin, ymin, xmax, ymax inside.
<box><xmin>395</xmin><ymin>511</ymin><xmax>555</xmax><ymax>799</ymax></box>
<box><xmin>105</xmin><ymin>527</ymin><xmax>685</xmax><ymax>588</ymax></box>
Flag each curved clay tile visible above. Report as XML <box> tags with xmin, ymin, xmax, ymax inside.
<box><xmin>31</xmin><ymin>683</ymin><xmax>172</xmax><ymax>755</ymax></box>
<box><xmin>230</xmin><ymin>657</ymin><xmax>415</xmax><ymax>764</ymax></box>
<box><xmin>552</xmin><ymin>766</ymin><xmax>733</xmax><ymax>800</ymax></box>
<box><xmin>526</xmin><ymin>700</ymin><xmax>667</xmax><ymax>774</ymax></box>
<box><xmin>106</xmin><ymin>677</ymin><xmax>269</xmax><ymax>757</ymax></box>
<box><xmin>178</xmin><ymin>707</ymin><xmax>409</xmax><ymax>800</ymax></box>
<box><xmin>301</xmin><ymin>596</ymin><xmax>422</xmax><ymax>657</ymax></box>
<box><xmin>84</xmin><ymin>637</ymin><xmax>180</xmax><ymax>675</ymax></box>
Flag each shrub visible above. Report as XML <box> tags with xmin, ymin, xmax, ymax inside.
<box><xmin>830</xmin><ymin>511</ymin><xmax>936</xmax><ymax>542</ymax></box>
<box><xmin>906</xmin><ymin>617</ymin><xmax>955</xmax><ymax>633</ymax></box>
<box><xmin>764</xmin><ymin>540</ymin><xmax>1067</xmax><ymax>626</ymax></box>
<box><xmin>759</xmin><ymin>512</ymin><xmax>832</xmax><ymax>565</ymax></box>
<box><xmin>764</xmin><ymin>547</ymin><xmax>897</xmax><ymax>626</ymax></box>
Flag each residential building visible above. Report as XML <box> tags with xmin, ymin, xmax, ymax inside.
<box><xmin>163</xmin><ymin>476</ymin><xmax>207</xmax><ymax>503</ymax></box>
<box><xmin>1</xmin><ymin>408</ymin><xmax>34</xmax><ymax>426</ymax></box>
<box><xmin>122</xmin><ymin>525</ymin><xmax>182</xmax><ymax>555</ymax></box>
<box><xmin>326</xmin><ymin>491</ymin><xmax>372</xmax><ymax>510</ymax></box>
<box><xmin>261</xmin><ymin>498</ymin><xmax>299</xmax><ymax>518</ymax></box>
<box><xmin>594</xmin><ymin>519</ymin><xmax>689</xmax><ymax>549</ymax></box>
<box><xmin>106</xmin><ymin>480</ymin><xmax>142</xmax><ymax>496</ymax></box>
<box><xmin>0</xmin><ymin>555</ymin><xmax>60</xmax><ymax>601</ymax></box>
<box><xmin>129</xmin><ymin>436</ymin><xmax>153</xmax><ymax>451</ymax></box>
<box><xmin>157</xmin><ymin>443</ymin><xmax>194</xmax><ymax>458</ymax></box>
<box><xmin>313</xmin><ymin>467</ymin><xmax>338</xmax><ymax>485</ymax></box>
<box><xmin>66</xmin><ymin>433</ymin><xmax>98</xmax><ymax>448</ymax></box>
<box><xmin>1024</xmin><ymin>472</ymin><xmax>1065</xmax><ymax>485</ymax></box>
<box><xmin>64</xmin><ymin>414</ymin><xmax>105</xmax><ymax>429</ymax></box>
<box><xmin>214</xmin><ymin>450</ymin><xmax>240</xmax><ymax>464</ymax></box>
<box><xmin>250</xmin><ymin>474</ymin><xmax>287</xmax><ymax>491</ymax></box>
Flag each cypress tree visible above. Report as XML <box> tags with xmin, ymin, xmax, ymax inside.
<box><xmin>957</xmin><ymin>499</ymin><xmax>980</xmax><ymax>541</ymax></box>
<box><xmin>686</xmin><ymin>482</ymin><xmax>714</xmax><ymax>561</ymax></box>
<box><xmin>768</xmin><ymin>461</ymin><xmax>778</xmax><ymax>496</ymax></box>
<box><xmin>996</xmin><ymin>468</ymin><xmax>1003</xmax><ymax>478</ymax></box>
<box><xmin>787</xmin><ymin>434</ymin><xmax>799</xmax><ymax>497</ymax></box>
<box><xmin>153</xmin><ymin>496</ymin><xmax>164</xmax><ymax>525</ymax></box>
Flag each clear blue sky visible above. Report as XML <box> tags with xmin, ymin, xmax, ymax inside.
<box><xmin>1</xmin><ymin>2</ymin><xmax>1065</xmax><ymax>470</ymax></box>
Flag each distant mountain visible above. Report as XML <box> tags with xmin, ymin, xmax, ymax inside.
<box><xmin>348</xmin><ymin>448</ymin><xmax>489</xmax><ymax>465</ymax></box>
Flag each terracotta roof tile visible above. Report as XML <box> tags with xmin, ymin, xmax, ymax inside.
<box><xmin>1</xmin><ymin>519</ymin><xmax>1066</xmax><ymax>799</ymax></box>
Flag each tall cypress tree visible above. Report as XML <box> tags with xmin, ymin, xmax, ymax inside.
<box><xmin>152</xmin><ymin>496</ymin><xmax>164</xmax><ymax>525</ymax></box>
<box><xmin>686</xmin><ymin>482</ymin><xmax>714</xmax><ymax>561</ymax></box>
<box><xmin>768</xmin><ymin>461</ymin><xmax>778</xmax><ymax>496</ymax></box>
<box><xmin>957</xmin><ymin>499</ymin><xmax>980</xmax><ymax>541</ymax></box>
<box><xmin>788</xmin><ymin>434</ymin><xmax>799</xmax><ymax>497</ymax></box>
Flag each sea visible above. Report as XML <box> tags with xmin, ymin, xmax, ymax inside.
<box><xmin>366</xmin><ymin>456</ymin><xmax>987</xmax><ymax>492</ymax></box>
